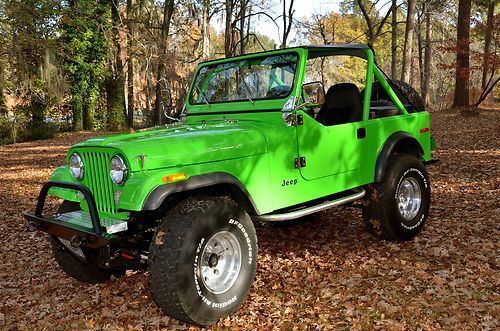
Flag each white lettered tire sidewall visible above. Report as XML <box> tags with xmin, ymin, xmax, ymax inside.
<box><xmin>149</xmin><ymin>197</ymin><xmax>257</xmax><ymax>326</ymax></box>
<box><xmin>182</xmin><ymin>205</ymin><xmax>256</xmax><ymax>323</ymax></box>
<box><xmin>388</xmin><ymin>157</ymin><xmax>430</xmax><ymax>239</ymax></box>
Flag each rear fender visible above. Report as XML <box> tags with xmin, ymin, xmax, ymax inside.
<box><xmin>375</xmin><ymin>132</ymin><xmax>424</xmax><ymax>182</ymax></box>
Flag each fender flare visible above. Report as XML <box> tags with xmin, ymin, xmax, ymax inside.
<box><xmin>142</xmin><ymin>172</ymin><xmax>259</xmax><ymax>214</ymax></box>
<box><xmin>374</xmin><ymin>132</ymin><xmax>424</xmax><ymax>182</ymax></box>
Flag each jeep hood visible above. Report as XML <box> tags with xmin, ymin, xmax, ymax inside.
<box><xmin>72</xmin><ymin>121</ymin><xmax>268</xmax><ymax>172</ymax></box>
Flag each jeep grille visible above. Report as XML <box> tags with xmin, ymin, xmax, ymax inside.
<box><xmin>80</xmin><ymin>151</ymin><xmax>117</xmax><ymax>214</ymax></box>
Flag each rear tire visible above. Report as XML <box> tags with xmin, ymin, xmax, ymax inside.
<box><xmin>363</xmin><ymin>154</ymin><xmax>430</xmax><ymax>241</ymax></box>
<box><xmin>148</xmin><ymin>196</ymin><xmax>258</xmax><ymax>326</ymax></box>
<box><xmin>50</xmin><ymin>200</ymin><xmax>123</xmax><ymax>283</ymax></box>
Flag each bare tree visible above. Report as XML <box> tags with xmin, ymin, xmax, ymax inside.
<box><xmin>280</xmin><ymin>0</ymin><xmax>295</xmax><ymax>49</ymax></box>
<box><xmin>126</xmin><ymin>0</ymin><xmax>134</xmax><ymax>128</ymax></box>
<box><xmin>401</xmin><ymin>0</ymin><xmax>416</xmax><ymax>83</ymax></box>
<box><xmin>356</xmin><ymin>0</ymin><xmax>393</xmax><ymax>48</ymax></box>
<box><xmin>391</xmin><ymin>0</ymin><xmax>398</xmax><ymax>79</ymax></box>
<box><xmin>201</xmin><ymin>0</ymin><xmax>210</xmax><ymax>60</ymax></box>
<box><xmin>154</xmin><ymin>0</ymin><xmax>175</xmax><ymax>125</ymax></box>
<box><xmin>224</xmin><ymin>0</ymin><xmax>235</xmax><ymax>57</ymax></box>
<box><xmin>481</xmin><ymin>1</ymin><xmax>494</xmax><ymax>89</ymax></box>
<box><xmin>422</xmin><ymin>3</ymin><xmax>432</xmax><ymax>106</ymax></box>
<box><xmin>452</xmin><ymin>0</ymin><xmax>471</xmax><ymax>108</ymax></box>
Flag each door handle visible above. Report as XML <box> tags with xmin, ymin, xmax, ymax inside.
<box><xmin>357</xmin><ymin>128</ymin><xmax>366</xmax><ymax>139</ymax></box>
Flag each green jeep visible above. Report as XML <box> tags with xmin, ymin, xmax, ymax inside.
<box><xmin>24</xmin><ymin>44</ymin><xmax>437</xmax><ymax>326</ymax></box>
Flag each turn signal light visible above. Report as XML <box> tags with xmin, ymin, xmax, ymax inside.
<box><xmin>420</xmin><ymin>128</ymin><xmax>430</xmax><ymax>133</ymax></box>
<box><xmin>162</xmin><ymin>172</ymin><xmax>187</xmax><ymax>183</ymax></box>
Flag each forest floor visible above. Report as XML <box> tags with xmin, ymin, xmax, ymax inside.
<box><xmin>0</xmin><ymin>107</ymin><xmax>499</xmax><ymax>330</ymax></box>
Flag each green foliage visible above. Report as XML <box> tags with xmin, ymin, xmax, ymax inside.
<box><xmin>0</xmin><ymin>116</ymin><xmax>13</xmax><ymax>145</ymax></box>
<box><xmin>62</xmin><ymin>0</ymin><xmax>110</xmax><ymax>131</ymax></box>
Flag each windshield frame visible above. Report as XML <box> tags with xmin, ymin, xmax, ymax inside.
<box><xmin>186</xmin><ymin>50</ymin><xmax>302</xmax><ymax>112</ymax></box>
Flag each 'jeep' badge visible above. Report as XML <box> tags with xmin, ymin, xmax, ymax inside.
<box><xmin>281</xmin><ymin>179</ymin><xmax>298</xmax><ymax>186</ymax></box>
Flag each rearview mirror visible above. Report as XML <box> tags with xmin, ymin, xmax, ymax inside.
<box><xmin>302</xmin><ymin>81</ymin><xmax>325</xmax><ymax>105</ymax></box>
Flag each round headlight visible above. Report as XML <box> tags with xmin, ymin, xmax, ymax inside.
<box><xmin>69</xmin><ymin>153</ymin><xmax>84</xmax><ymax>180</ymax></box>
<box><xmin>110</xmin><ymin>155</ymin><xmax>127</xmax><ymax>185</ymax></box>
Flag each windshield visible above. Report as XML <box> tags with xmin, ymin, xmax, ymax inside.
<box><xmin>189</xmin><ymin>53</ymin><xmax>298</xmax><ymax>105</ymax></box>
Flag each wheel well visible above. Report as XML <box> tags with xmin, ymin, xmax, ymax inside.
<box><xmin>391</xmin><ymin>138</ymin><xmax>424</xmax><ymax>157</ymax></box>
<box><xmin>156</xmin><ymin>183</ymin><xmax>259</xmax><ymax>217</ymax></box>
<box><xmin>375</xmin><ymin>134</ymin><xmax>424</xmax><ymax>182</ymax></box>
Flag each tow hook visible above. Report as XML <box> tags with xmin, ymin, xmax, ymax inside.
<box><xmin>70</xmin><ymin>235</ymin><xmax>85</xmax><ymax>248</ymax></box>
<box><xmin>26</xmin><ymin>221</ymin><xmax>38</xmax><ymax>232</ymax></box>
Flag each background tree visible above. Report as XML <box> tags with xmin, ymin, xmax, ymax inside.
<box><xmin>280</xmin><ymin>0</ymin><xmax>295</xmax><ymax>49</ymax></box>
<box><xmin>354</xmin><ymin>0</ymin><xmax>392</xmax><ymax>48</ymax></box>
<box><xmin>401</xmin><ymin>0</ymin><xmax>415</xmax><ymax>83</ymax></box>
<box><xmin>126</xmin><ymin>0</ymin><xmax>135</xmax><ymax>127</ymax></box>
<box><xmin>391</xmin><ymin>0</ymin><xmax>398</xmax><ymax>80</ymax></box>
<box><xmin>106</xmin><ymin>0</ymin><xmax>126</xmax><ymax>131</ymax></box>
<box><xmin>153</xmin><ymin>0</ymin><xmax>174</xmax><ymax>126</ymax></box>
<box><xmin>0</xmin><ymin>0</ymin><xmax>498</xmax><ymax>146</ymax></box>
<box><xmin>452</xmin><ymin>0</ymin><xmax>472</xmax><ymax>108</ymax></box>
<box><xmin>62</xmin><ymin>0</ymin><xmax>109</xmax><ymax>130</ymax></box>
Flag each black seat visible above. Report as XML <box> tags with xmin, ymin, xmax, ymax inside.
<box><xmin>315</xmin><ymin>83</ymin><xmax>363</xmax><ymax>126</ymax></box>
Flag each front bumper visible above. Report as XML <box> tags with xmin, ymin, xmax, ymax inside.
<box><xmin>23</xmin><ymin>181</ymin><xmax>125</xmax><ymax>249</ymax></box>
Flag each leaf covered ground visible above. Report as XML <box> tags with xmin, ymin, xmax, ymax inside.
<box><xmin>0</xmin><ymin>108</ymin><xmax>499</xmax><ymax>330</ymax></box>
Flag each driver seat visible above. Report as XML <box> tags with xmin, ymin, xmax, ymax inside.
<box><xmin>315</xmin><ymin>83</ymin><xmax>363</xmax><ymax>126</ymax></box>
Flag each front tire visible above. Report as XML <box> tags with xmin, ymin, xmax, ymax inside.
<box><xmin>148</xmin><ymin>196</ymin><xmax>258</xmax><ymax>326</ymax></box>
<box><xmin>363</xmin><ymin>154</ymin><xmax>430</xmax><ymax>240</ymax></box>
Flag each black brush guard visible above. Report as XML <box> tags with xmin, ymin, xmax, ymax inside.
<box><xmin>23</xmin><ymin>180</ymin><xmax>118</xmax><ymax>249</ymax></box>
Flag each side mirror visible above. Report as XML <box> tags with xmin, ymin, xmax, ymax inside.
<box><xmin>302</xmin><ymin>81</ymin><xmax>325</xmax><ymax>105</ymax></box>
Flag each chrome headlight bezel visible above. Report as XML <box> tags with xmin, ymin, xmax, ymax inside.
<box><xmin>110</xmin><ymin>155</ymin><xmax>127</xmax><ymax>185</ymax></box>
<box><xmin>69</xmin><ymin>153</ymin><xmax>84</xmax><ymax>180</ymax></box>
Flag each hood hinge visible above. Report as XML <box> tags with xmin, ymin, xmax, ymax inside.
<box><xmin>292</xmin><ymin>114</ymin><xmax>303</xmax><ymax>126</ymax></box>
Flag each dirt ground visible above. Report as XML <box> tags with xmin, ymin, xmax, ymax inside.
<box><xmin>0</xmin><ymin>108</ymin><xmax>498</xmax><ymax>330</ymax></box>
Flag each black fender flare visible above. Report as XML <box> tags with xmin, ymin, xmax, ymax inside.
<box><xmin>374</xmin><ymin>132</ymin><xmax>424</xmax><ymax>182</ymax></box>
<box><xmin>142</xmin><ymin>172</ymin><xmax>260</xmax><ymax>214</ymax></box>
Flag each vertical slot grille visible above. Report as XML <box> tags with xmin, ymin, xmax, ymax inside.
<box><xmin>81</xmin><ymin>151</ymin><xmax>116</xmax><ymax>214</ymax></box>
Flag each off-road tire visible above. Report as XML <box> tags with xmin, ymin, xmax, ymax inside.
<box><xmin>370</xmin><ymin>80</ymin><xmax>425</xmax><ymax>113</ymax></box>
<box><xmin>389</xmin><ymin>80</ymin><xmax>425</xmax><ymax>113</ymax></box>
<box><xmin>50</xmin><ymin>200</ymin><xmax>122</xmax><ymax>283</ymax></box>
<box><xmin>148</xmin><ymin>196</ymin><xmax>258</xmax><ymax>326</ymax></box>
<box><xmin>363</xmin><ymin>154</ymin><xmax>430</xmax><ymax>241</ymax></box>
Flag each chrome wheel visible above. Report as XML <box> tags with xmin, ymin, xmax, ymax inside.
<box><xmin>199</xmin><ymin>231</ymin><xmax>242</xmax><ymax>294</ymax></box>
<box><xmin>397</xmin><ymin>177</ymin><xmax>422</xmax><ymax>220</ymax></box>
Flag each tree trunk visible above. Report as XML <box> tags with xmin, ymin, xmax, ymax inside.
<box><xmin>239</xmin><ymin>0</ymin><xmax>247</xmax><ymax>55</ymax></box>
<box><xmin>201</xmin><ymin>0</ymin><xmax>210</xmax><ymax>60</ymax></box>
<box><xmin>280</xmin><ymin>0</ymin><xmax>295</xmax><ymax>49</ymax></box>
<box><xmin>422</xmin><ymin>8</ymin><xmax>432</xmax><ymax>106</ymax></box>
<box><xmin>83</xmin><ymin>89</ymin><xmax>96</xmax><ymax>130</ymax></box>
<box><xmin>126</xmin><ymin>0</ymin><xmax>134</xmax><ymax>128</ymax></box>
<box><xmin>416</xmin><ymin>5</ymin><xmax>424</xmax><ymax>94</ymax></box>
<box><xmin>0</xmin><ymin>64</ymin><xmax>6</xmax><ymax>115</ymax></box>
<box><xmin>72</xmin><ymin>87</ymin><xmax>84</xmax><ymax>131</ymax></box>
<box><xmin>481</xmin><ymin>1</ymin><xmax>494</xmax><ymax>89</ymax></box>
<box><xmin>391</xmin><ymin>0</ymin><xmax>398</xmax><ymax>80</ymax></box>
<box><xmin>452</xmin><ymin>0</ymin><xmax>471</xmax><ymax>108</ymax></box>
<box><xmin>107</xmin><ymin>0</ymin><xmax>125</xmax><ymax>131</ymax></box>
<box><xmin>401</xmin><ymin>0</ymin><xmax>416</xmax><ymax>83</ymax></box>
<box><xmin>224</xmin><ymin>0</ymin><xmax>234</xmax><ymax>57</ymax></box>
<box><xmin>153</xmin><ymin>0</ymin><xmax>174</xmax><ymax>126</ymax></box>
